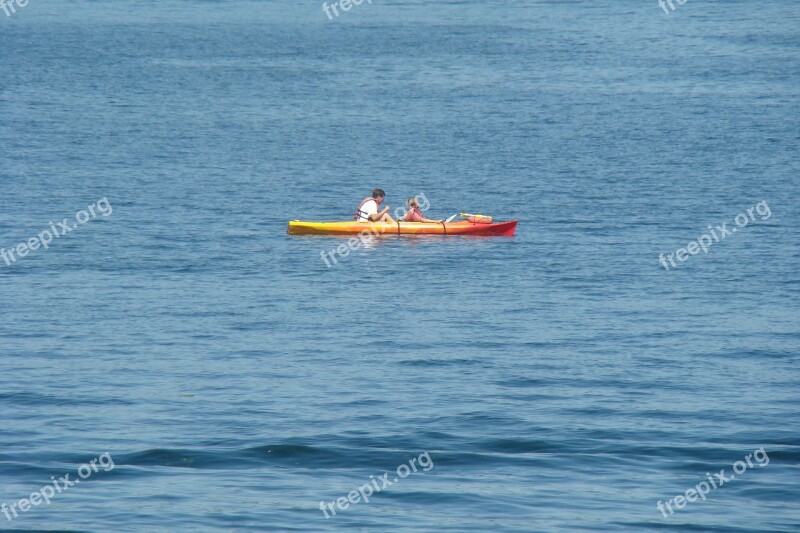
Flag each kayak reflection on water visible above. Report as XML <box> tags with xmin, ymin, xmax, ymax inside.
<box><xmin>320</xmin><ymin>227</ymin><xmax>381</xmax><ymax>268</ymax></box>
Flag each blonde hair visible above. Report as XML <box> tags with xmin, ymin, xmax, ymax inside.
<box><xmin>407</xmin><ymin>197</ymin><xmax>419</xmax><ymax>208</ymax></box>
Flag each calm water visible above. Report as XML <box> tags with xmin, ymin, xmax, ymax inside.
<box><xmin>2</xmin><ymin>0</ymin><xmax>799</xmax><ymax>531</ymax></box>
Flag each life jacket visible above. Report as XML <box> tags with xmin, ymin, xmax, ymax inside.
<box><xmin>467</xmin><ymin>215</ymin><xmax>493</xmax><ymax>224</ymax></box>
<box><xmin>354</xmin><ymin>197</ymin><xmax>377</xmax><ymax>221</ymax></box>
<box><xmin>404</xmin><ymin>206</ymin><xmax>424</xmax><ymax>222</ymax></box>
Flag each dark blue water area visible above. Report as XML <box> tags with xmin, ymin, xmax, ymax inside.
<box><xmin>1</xmin><ymin>0</ymin><xmax>799</xmax><ymax>531</ymax></box>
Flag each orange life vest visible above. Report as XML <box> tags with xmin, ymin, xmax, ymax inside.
<box><xmin>404</xmin><ymin>206</ymin><xmax>424</xmax><ymax>222</ymax></box>
<box><xmin>354</xmin><ymin>197</ymin><xmax>377</xmax><ymax>221</ymax></box>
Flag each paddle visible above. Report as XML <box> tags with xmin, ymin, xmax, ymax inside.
<box><xmin>445</xmin><ymin>214</ymin><xmax>458</xmax><ymax>223</ymax></box>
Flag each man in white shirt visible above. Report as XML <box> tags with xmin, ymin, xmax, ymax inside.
<box><xmin>354</xmin><ymin>189</ymin><xmax>395</xmax><ymax>223</ymax></box>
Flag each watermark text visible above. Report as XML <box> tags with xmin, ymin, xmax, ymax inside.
<box><xmin>1</xmin><ymin>197</ymin><xmax>112</xmax><ymax>268</ymax></box>
<box><xmin>2</xmin><ymin>452</ymin><xmax>115</xmax><ymax>522</ymax></box>
<box><xmin>659</xmin><ymin>200</ymin><xmax>771</xmax><ymax>271</ymax></box>
<box><xmin>657</xmin><ymin>447</ymin><xmax>768</xmax><ymax>518</ymax></box>
<box><xmin>319</xmin><ymin>451</ymin><xmax>433</xmax><ymax>518</ymax></box>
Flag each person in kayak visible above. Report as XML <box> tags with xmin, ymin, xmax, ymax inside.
<box><xmin>403</xmin><ymin>197</ymin><xmax>442</xmax><ymax>223</ymax></box>
<box><xmin>354</xmin><ymin>189</ymin><xmax>395</xmax><ymax>223</ymax></box>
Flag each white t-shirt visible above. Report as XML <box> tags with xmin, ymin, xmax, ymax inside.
<box><xmin>357</xmin><ymin>199</ymin><xmax>378</xmax><ymax>222</ymax></box>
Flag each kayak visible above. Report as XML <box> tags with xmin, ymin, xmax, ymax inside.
<box><xmin>288</xmin><ymin>220</ymin><xmax>517</xmax><ymax>236</ymax></box>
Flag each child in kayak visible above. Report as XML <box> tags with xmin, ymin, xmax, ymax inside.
<box><xmin>355</xmin><ymin>189</ymin><xmax>395</xmax><ymax>223</ymax></box>
<box><xmin>403</xmin><ymin>197</ymin><xmax>442</xmax><ymax>223</ymax></box>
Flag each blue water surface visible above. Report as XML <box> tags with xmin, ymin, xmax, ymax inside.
<box><xmin>1</xmin><ymin>0</ymin><xmax>799</xmax><ymax>531</ymax></box>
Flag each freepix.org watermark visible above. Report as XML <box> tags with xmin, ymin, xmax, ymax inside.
<box><xmin>659</xmin><ymin>200</ymin><xmax>771</xmax><ymax>271</ymax></box>
<box><xmin>1</xmin><ymin>0</ymin><xmax>28</xmax><ymax>17</ymax></box>
<box><xmin>657</xmin><ymin>447</ymin><xmax>769</xmax><ymax>518</ymax></box>
<box><xmin>2</xmin><ymin>452</ymin><xmax>115</xmax><ymax>522</ymax></box>
<box><xmin>319</xmin><ymin>451</ymin><xmax>433</xmax><ymax>519</ymax></box>
<box><xmin>658</xmin><ymin>0</ymin><xmax>689</xmax><ymax>15</ymax></box>
<box><xmin>320</xmin><ymin>192</ymin><xmax>431</xmax><ymax>268</ymax></box>
<box><xmin>1</xmin><ymin>197</ymin><xmax>112</xmax><ymax>268</ymax></box>
<box><xmin>322</xmin><ymin>0</ymin><xmax>372</xmax><ymax>21</ymax></box>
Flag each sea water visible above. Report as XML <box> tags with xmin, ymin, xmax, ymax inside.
<box><xmin>1</xmin><ymin>0</ymin><xmax>799</xmax><ymax>530</ymax></box>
